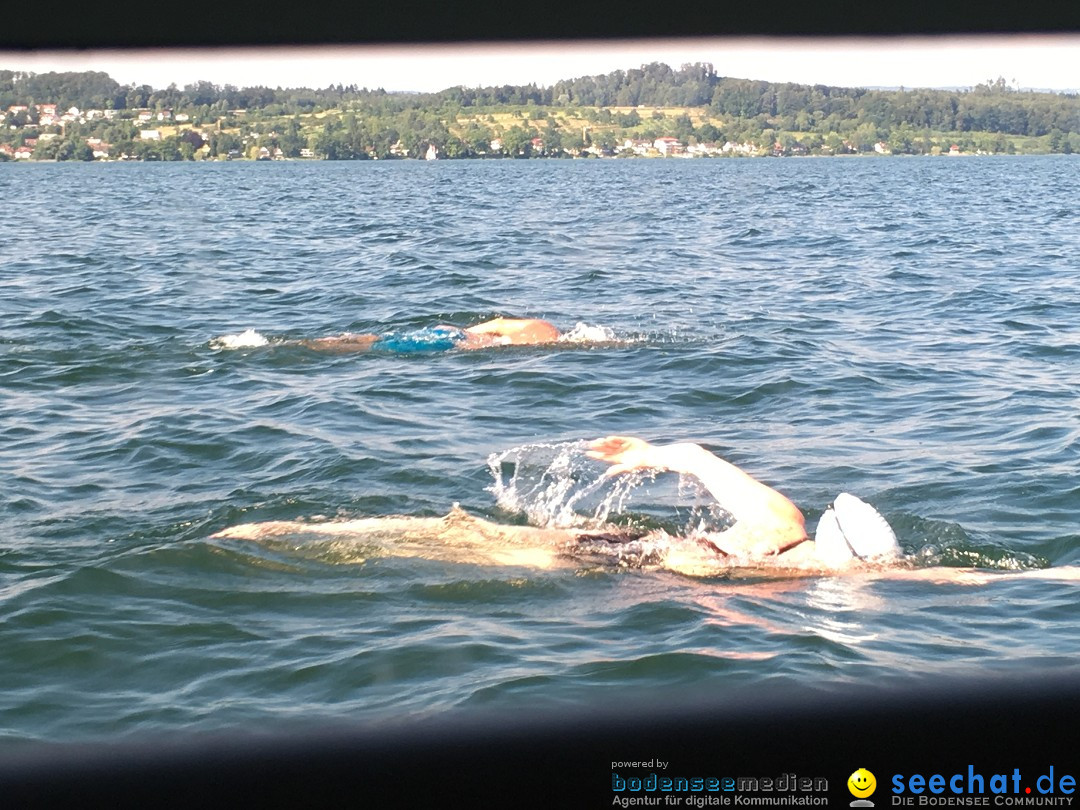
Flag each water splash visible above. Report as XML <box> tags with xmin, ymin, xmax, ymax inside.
<box><xmin>210</xmin><ymin>329</ymin><xmax>270</xmax><ymax>349</ymax></box>
<box><xmin>558</xmin><ymin>322</ymin><xmax>623</xmax><ymax>344</ymax></box>
<box><xmin>485</xmin><ymin>440</ymin><xmax>654</xmax><ymax>529</ymax></box>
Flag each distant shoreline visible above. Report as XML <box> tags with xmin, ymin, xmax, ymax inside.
<box><xmin>3</xmin><ymin>151</ymin><xmax>1072</xmax><ymax>165</ymax></box>
<box><xmin>4</xmin><ymin>65</ymin><xmax>1076</xmax><ymax>162</ymax></box>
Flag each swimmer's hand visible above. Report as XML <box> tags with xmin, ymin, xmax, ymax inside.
<box><xmin>587</xmin><ymin>436</ymin><xmax>710</xmax><ymax>478</ymax></box>
<box><xmin>586</xmin><ymin>436</ymin><xmax>663</xmax><ymax>477</ymax></box>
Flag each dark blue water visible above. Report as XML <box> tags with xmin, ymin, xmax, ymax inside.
<box><xmin>2</xmin><ymin>156</ymin><xmax>1079</xmax><ymax>746</ymax></box>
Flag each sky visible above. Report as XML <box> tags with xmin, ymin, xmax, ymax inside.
<box><xmin>2</xmin><ymin>35</ymin><xmax>1079</xmax><ymax>94</ymax></box>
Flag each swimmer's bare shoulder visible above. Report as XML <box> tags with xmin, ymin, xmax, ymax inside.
<box><xmin>462</xmin><ymin>318</ymin><xmax>561</xmax><ymax>346</ymax></box>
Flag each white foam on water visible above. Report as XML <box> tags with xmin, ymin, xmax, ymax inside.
<box><xmin>556</xmin><ymin>322</ymin><xmax>709</xmax><ymax>347</ymax></box>
<box><xmin>558</xmin><ymin>322</ymin><xmax>625</xmax><ymax>344</ymax></box>
<box><xmin>210</xmin><ymin>329</ymin><xmax>270</xmax><ymax>349</ymax></box>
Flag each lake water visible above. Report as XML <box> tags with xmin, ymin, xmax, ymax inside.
<box><xmin>1</xmin><ymin>155</ymin><xmax>1078</xmax><ymax>747</ymax></box>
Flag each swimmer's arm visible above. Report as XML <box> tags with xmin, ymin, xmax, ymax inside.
<box><xmin>586</xmin><ymin>436</ymin><xmax>806</xmax><ymax>542</ymax></box>
<box><xmin>463</xmin><ymin>318</ymin><xmax>512</xmax><ymax>336</ymax></box>
<box><xmin>586</xmin><ymin>436</ymin><xmax>772</xmax><ymax>513</ymax></box>
<box><xmin>296</xmin><ymin>333</ymin><xmax>380</xmax><ymax>352</ymax></box>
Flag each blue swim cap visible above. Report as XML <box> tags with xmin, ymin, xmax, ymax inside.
<box><xmin>373</xmin><ymin>326</ymin><xmax>465</xmax><ymax>354</ymax></box>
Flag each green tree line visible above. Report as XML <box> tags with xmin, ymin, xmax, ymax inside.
<box><xmin>1</xmin><ymin>64</ymin><xmax>1076</xmax><ymax>162</ymax></box>
<box><xmin>3</xmin><ymin>65</ymin><xmax>1077</xmax><ymax>137</ymax></box>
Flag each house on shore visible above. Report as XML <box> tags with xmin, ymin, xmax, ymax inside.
<box><xmin>721</xmin><ymin>141</ymin><xmax>757</xmax><ymax>155</ymax></box>
<box><xmin>686</xmin><ymin>141</ymin><xmax>722</xmax><ymax>157</ymax></box>
<box><xmin>88</xmin><ymin>139</ymin><xmax>112</xmax><ymax>159</ymax></box>
<box><xmin>654</xmin><ymin>136</ymin><xmax>684</xmax><ymax>156</ymax></box>
<box><xmin>622</xmin><ymin>138</ymin><xmax>652</xmax><ymax>156</ymax></box>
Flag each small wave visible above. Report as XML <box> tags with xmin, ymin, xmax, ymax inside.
<box><xmin>210</xmin><ymin>329</ymin><xmax>270</xmax><ymax>349</ymax></box>
<box><xmin>911</xmin><ymin>545</ymin><xmax>1048</xmax><ymax>571</ymax></box>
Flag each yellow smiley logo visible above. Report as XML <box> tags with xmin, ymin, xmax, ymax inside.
<box><xmin>848</xmin><ymin>768</ymin><xmax>877</xmax><ymax>798</ymax></box>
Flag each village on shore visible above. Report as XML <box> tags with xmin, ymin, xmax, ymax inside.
<box><xmin>5</xmin><ymin>62</ymin><xmax>1075</xmax><ymax>162</ymax></box>
<box><xmin>1</xmin><ymin>101</ymin><xmax>999</xmax><ymax>162</ymax></box>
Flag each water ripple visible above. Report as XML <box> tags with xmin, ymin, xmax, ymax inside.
<box><xmin>1</xmin><ymin>156</ymin><xmax>1078</xmax><ymax>744</ymax></box>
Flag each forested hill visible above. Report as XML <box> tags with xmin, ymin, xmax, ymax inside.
<box><xmin>3</xmin><ymin>63</ymin><xmax>1077</xmax><ymax>138</ymax></box>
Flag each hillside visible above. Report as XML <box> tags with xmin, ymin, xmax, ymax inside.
<box><xmin>1</xmin><ymin>63</ymin><xmax>1077</xmax><ymax>160</ymax></box>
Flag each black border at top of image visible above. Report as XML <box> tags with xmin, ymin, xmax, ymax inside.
<box><xmin>1</xmin><ymin>1</ymin><xmax>1079</xmax><ymax>51</ymax></box>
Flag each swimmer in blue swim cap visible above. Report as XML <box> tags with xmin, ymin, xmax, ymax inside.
<box><xmin>586</xmin><ymin>435</ymin><xmax>900</xmax><ymax>566</ymax></box>
<box><xmin>299</xmin><ymin>317</ymin><xmax>561</xmax><ymax>354</ymax></box>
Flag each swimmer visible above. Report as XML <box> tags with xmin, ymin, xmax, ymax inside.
<box><xmin>581</xmin><ymin>436</ymin><xmax>1080</xmax><ymax>581</ymax></box>
<box><xmin>586</xmin><ymin>436</ymin><xmax>813</xmax><ymax>561</ymax></box>
<box><xmin>297</xmin><ymin>317</ymin><xmax>561</xmax><ymax>354</ymax></box>
<box><xmin>211</xmin><ymin>434</ymin><xmax>1078</xmax><ymax>581</ymax></box>
<box><xmin>212</xmin><ymin>500</ymin><xmax>1080</xmax><ymax>584</ymax></box>
<box><xmin>584</xmin><ymin>436</ymin><xmax>1080</xmax><ymax>584</ymax></box>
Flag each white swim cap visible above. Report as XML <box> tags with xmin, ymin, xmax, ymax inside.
<box><xmin>814</xmin><ymin>492</ymin><xmax>900</xmax><ymax>567</ymax></box>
